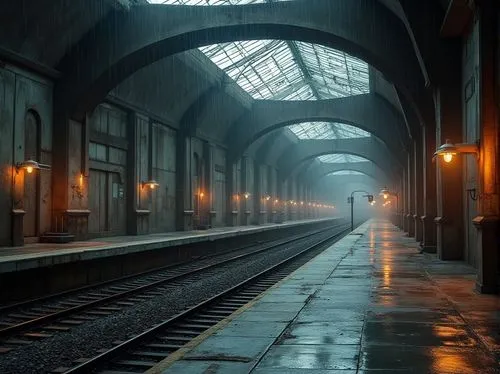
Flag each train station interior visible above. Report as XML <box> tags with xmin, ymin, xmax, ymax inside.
<box><xmin>0</xmin><ymin>0</ymin><xmax>499</xmax><ymax>373</ymax></box>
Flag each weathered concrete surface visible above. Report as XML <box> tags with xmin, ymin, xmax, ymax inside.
<box><xmin>54</xmin><ymin>0</ymin><xmax>426</xmax><ymax>120</ymax></box>
<box><xmin>158</xmin><ymin>219</ymin><xmax>500</xmax><ymax>374</ymax></box>
<box><xmin>303</xmin><ymin>161</ymin><xmax>390</xmax><ymax>186</ymax></box>
<box><xmin>226</xmin><ymin>94</ymin><xmax>409</xmax><ymax>162</ymax></box>
<box><xmin>277</xmin><ymin>138</ymin><xmax>400</xmax><ymax>179</ymax></box>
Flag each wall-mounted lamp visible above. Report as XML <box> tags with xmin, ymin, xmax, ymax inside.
<box><xmin>142</xmin><ymin>179</ymin><xmax>160</xmax><ymax>190</ymax></box>
<box><xmin>264</xmin><ymin>194</ymin><xmax>271</xmax><ymax>201</ymax></box>
<box><xmin>433</xmin><ymin>139</ymin><xmax>479</xmax><ymax>163</ymax></box>
<box><xmin>15</xmin><ymin>159</ymin><xmax>50</xmax><ymax>174</ymax></box>
<box><xmin>244</xmin><ymin>192</ymin><xmax>250</xmax><ymax>200</ymax></box>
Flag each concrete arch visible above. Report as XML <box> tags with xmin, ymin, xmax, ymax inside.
<box><xmin>305</xmin><ymin>162</ymin><xmax>389</xmax><ymax>186</ymax></box>
<box><xmin>226</xmin><ymin>94</ymin><xmax>409</xmax><ymax>162</ymax></box>
<box><xmin>55</xmin><ymin>0</ymin><xmax>426</xmax><ymax>121</ymax></box>
<box><xmin>277</xmin><ymin>138</ymin><xmax>399</xmax><ymax>179</ymax></box>
<box><xmin>318</xmin><ymin>174</ymin><xmax>380</xmax><ymax>187</ymax></box>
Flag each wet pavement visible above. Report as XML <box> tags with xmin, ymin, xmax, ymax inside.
<box><xmin>156</xmin><ymin>219</ymin><xmax>500</xmax><ymax>374</ymax></box>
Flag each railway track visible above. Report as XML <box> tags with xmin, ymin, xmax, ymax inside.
<box><xmin>0</xmin><ymin>223</ymin><xmax>343</xmax><ymax>354</ymax></box>
<box><xmin>60</xmin><ymin>223</ymin><xmax>352</xmax><ymax>374</ymax></box>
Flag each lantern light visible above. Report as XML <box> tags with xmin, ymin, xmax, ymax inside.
<box><xmin>142</xmin><ymin>180</ymin><xmax>160</xmax><ymax>190</ymax></box>
<box><xmin>15</xmin><ymin>159</ymin><xmax>48</xmax><ymax>174</ymax></box>
<box><xmin>433</xmin><ymin>139</ymin><xmax>479</xmax><ymax>162</ymax></box>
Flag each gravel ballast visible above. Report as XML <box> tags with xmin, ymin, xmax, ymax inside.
<box><xmin>0</xmin><ymin>231</ymin><xmax>336</xmax><ymax>374</ymax></box>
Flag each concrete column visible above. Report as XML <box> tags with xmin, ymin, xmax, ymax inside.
<box><xmin>203</xmin><ymin>142</ymin><xmax>217</xmax><ymax>228</ymax></box>
<box><xmin>225</xmin><ymin>158</ymin><xmax>238</xmax><ymax>227</ymax></box>
<box><xmin>51</xmin><ymin>112</ymin><xmax>91</xmax><ymax>241</ymax></box>
<box><xmin>413</xmin><ymin>137</ymin><xmax>424</xmax><ymax>242</ymax></box>
<box><xmin>402</xmin><ymin>168</ymin><xmax>408</xmax><ymax>232</ymax></box>
<box><xmin>434</xmin><ymin>42</ymin><xmax>464</xmax><ymax>260</ymax></box>
<box><xmin>473</xmin><ymin>1</ymin><xmax>499</xmax><ymax>293</ymax></box>
<box><xmin>421</xmin><ymin>125</ymin><xmax>437</xmax><ymax>252</ymax></box>
<box><xmin>276</xmin><ymin>176</ymin><xmax>286</xmax><ymax>223</ymax></box>
<box><xmin>175</xmin><ymin>133</ymin><xmax>194</xmax><ymax>231</ymax></box>
<box><xmin>406</xmin><ymin>151</ymin><xmax>415</xmax><ymax>237</ymax></box>
<box><xmin>127</xmin><ymin>113</ymin><xmax>151</xmax><ymax>235</ymax></box>
<box><xmin>269</xmin><ymin>167</ymin><xmax>277</xmax><ymax>223</ymax></box>
<box><xmin>288</xmin><ymin>177</ymin><xmax>297</xmax><ymax>221</ymax></box>
<box><xmin>398</xmin><ymin>175</ymin><xmax>405</xmax><ymax>229</ymax></box>
<box><xmin>240</xmin><ymin>156</ymin><xmax>251</xmax><ymax>225</ymax></box>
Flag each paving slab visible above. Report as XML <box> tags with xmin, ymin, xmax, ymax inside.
<box><xmin>0</xmin><ymin>218</ymin><xmax>338</xmax><ymax>273</ymax></box>
<box><xmin>157</xmin><ymin>219</ymin><xmax>500</xmax><ymax>374</ymax></box>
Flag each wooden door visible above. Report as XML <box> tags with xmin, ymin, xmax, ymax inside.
<box><xmin>23</xmin><ymin>111</ymin><xmax>39</xmax><ymax>238</ymax></box>
<box><xmin>88</xmin><ymin>169</ymin><xmax>108</xmax><ymax>234</ymax></box>
<box><xmin>108</xmin><ymin>172</ymin><xmax>126</xmax><ymax>234</ymax></box>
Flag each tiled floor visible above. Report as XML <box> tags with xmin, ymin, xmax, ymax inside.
<box><xmin>157</xmin><ymin>219</ymin><xmax>500</xmax><ymax>374</ymax></box>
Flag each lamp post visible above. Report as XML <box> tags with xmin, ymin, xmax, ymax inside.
<box><xmin>349</xmin><ymin>190</ymin><xmax>373</xmax><ymax>231</ymax></box>
<box><xmin>379</xmin><ymin>187</ymin><xmax>400</xmax><ymax>227</ymax></box>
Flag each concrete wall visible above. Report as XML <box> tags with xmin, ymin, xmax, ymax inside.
<box><xmin>151</xmin><ymin>123</ymin><xmax>176</xmax><ymax>232</ymax></box>
<box><xmin>0</xmin><ymin>64</ymin><xmax>53</xmax><ymax>246</ymax></box>
<box><xmin>462</xmin><ymin>19</ymin><xmax>480</xmax><ymax>267</ymax></box>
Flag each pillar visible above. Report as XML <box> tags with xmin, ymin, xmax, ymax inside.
<box><xmin>51</xmin><ymin>111</ymin><xmax>91</xmax><ymax>241</ymax></box>
<box><xmin>434</xmin><ymin>41</ymin><xmax>464</xmax><ymax>260</ymax></box>
<box><xmin>175</xmin><ymin>133</ymin><xmax>194</xmax><ymax>231</ymax></box>
<box><xmin>406</xmin><ymin>150</ymin><xmax>415</xmax><ymax>237</ymax></box>
<box><xmin>240</xmin><ymin>156</ymin><xmax>251</xmax><ymax>225</ymax></box>
<box><xmin>473</xmin><ymin>1</ymin><xmax>499</xmax><ymax>293</ymax></box>
<box><xmin>127</xmin><ymin>113</ymin><xmax>151</xmax><ymax>235</ymax></box>
<box><xmin>413</xmin><ymin>137</ymin><xmax>424</xmax><ymax>242</ymax></box>
<box><xmin>421</xmin><ymin>125</ymin><xmax>437</xmax><ymax>252</ymax></box>
<box><xmin>402</xmin><ymin>168</ymin><xmax>408</xmax><ymax>232</ymax></box>
<box><xmin>225</xmin><ymin>158</ymin><xmax>238</xmax><ymax>227</ymax></box>
<box><xmin>203</xmin><ymin>142</ymin><xmax>217</xmax><ymax>228</ymax></box>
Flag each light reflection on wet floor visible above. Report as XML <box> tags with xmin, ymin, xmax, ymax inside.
<box><xmin>163</xmin><ymin>220</ymin><xmax>500</xmax><ymax>374</ymax></box>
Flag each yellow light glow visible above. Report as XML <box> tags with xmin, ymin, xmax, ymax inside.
<box><xmin>244</xmin><ymin>193</ymin><xmax>250</xmax><ymax>199</ymax></box>
<box><xmin>274</xmin><ymin>199</ymin><xmax>279</xmax><ymax>204</ymax></box>
<box><xmin>26</xmin><ymin>166</ymin><xmax>33</xmax><ymax>174</ymax></box>
<box><xmin>199</xmin><ymin>192</ymin><xmax>204</xmax><ymax>198</ymax></box>
<box><xmin>150</xmin><ymin>183</ymin><xmax>156</xmax><ymax>190</ymax></box>
<box><xmin>79</xmin><ymin>174</ymin><xmax>84</xmax><ymax>187</ymax></box>
<box><xmin>383</xmin><ymin>193</ymin><xmax>388</xmax><ymax>200</ymax></box>
<box><xmin>443</xmin><ymin>153</ymin><xmax>453</xmax><ymax>163</ymax></box>
<box><xmin>266</xmin><ymin>195</ymin><xmax>271</xmax><ymax>201</ymax></box>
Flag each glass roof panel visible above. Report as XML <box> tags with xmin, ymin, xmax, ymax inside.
<box><xmin>329</xmin><ymin>170</ymin><xmax>365</xmax><ymax>175</ymax></box>
<box><xmin>318</xmin><ymin>154</ymin><xmax>370</xmax><ymax>164</ymax></box>
<box><xmin>288</xmin><ymin>122</ymin><xmax>370</xmax><ymax>140</ymax></box>
<box><xmin>147</xmin><ymin>2</ymin><xmax>370</xmax><ymax>100</ymax></box>
<box><xmin>148</xmin><ymin>0</ymin><xmax>270</xmax><ymax>4</ymax></box>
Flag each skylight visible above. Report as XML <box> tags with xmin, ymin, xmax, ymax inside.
<box><xmin>329</xmin><ymin>170</ymin><xmax>365</xmax><ymax>175</ymax></box>
<box><xmin>288</xmin><ymin>122</ymin><xmax>370</xmax><ymax>140</ymax></box>
<box><xmin>318</xmin><ymin>154</ymin><xmax>370</xmax><ymax>164</ymax></box>
<box><xmin>148</xmin><ymin>0</ymin><xmax>273</xmax><ymax>4</ymax></box>
<box><xmin>146</xmin><ymin>2</ymin><xmax>370</xmax><ymax>100</ymax></box>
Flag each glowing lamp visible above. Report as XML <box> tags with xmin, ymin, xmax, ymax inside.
<box><xmin>142</xmin><ymin>180</ymin><xmax>160</xmax><ymax>190</ymax></box>
<box><xmin>16</xmin><ymin>159</ymin><xmax>42</xmax><ymax>174</ymax></box>
<box><xmin>433</xmin><ymin>139</ymin><xmax>479</xmax><ymax>162</ymax></box>
<box><xmin>244</xmin><ymin>192</ymin><xmax>250</xmax><ymax>199</ymax></box>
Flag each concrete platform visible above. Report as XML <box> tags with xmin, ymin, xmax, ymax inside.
<box><xmin>154</xmin><ymin>219</ymin><xmax>500</xmax><ymax>374</ymax></box>
<box><xmin>0</xmin><ymin>218</ymin><xmax>338</xmax><ymax>274</ymax></box>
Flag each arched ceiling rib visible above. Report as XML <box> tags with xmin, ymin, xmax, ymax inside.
<box><xmin>54</xmin><ymin>0</ymin><xmax>427</xmax><ymax>124</ymax></box>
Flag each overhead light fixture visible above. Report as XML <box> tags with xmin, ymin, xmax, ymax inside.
<box><xmin>433</xmin><ymin>139</ymin><xmax>479</xmax><ymax>163</ymax></box>
<box><xmin>142</xmin><ymin>179</ymin><xmax>160</xmax><ymax>190</ymax></box>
